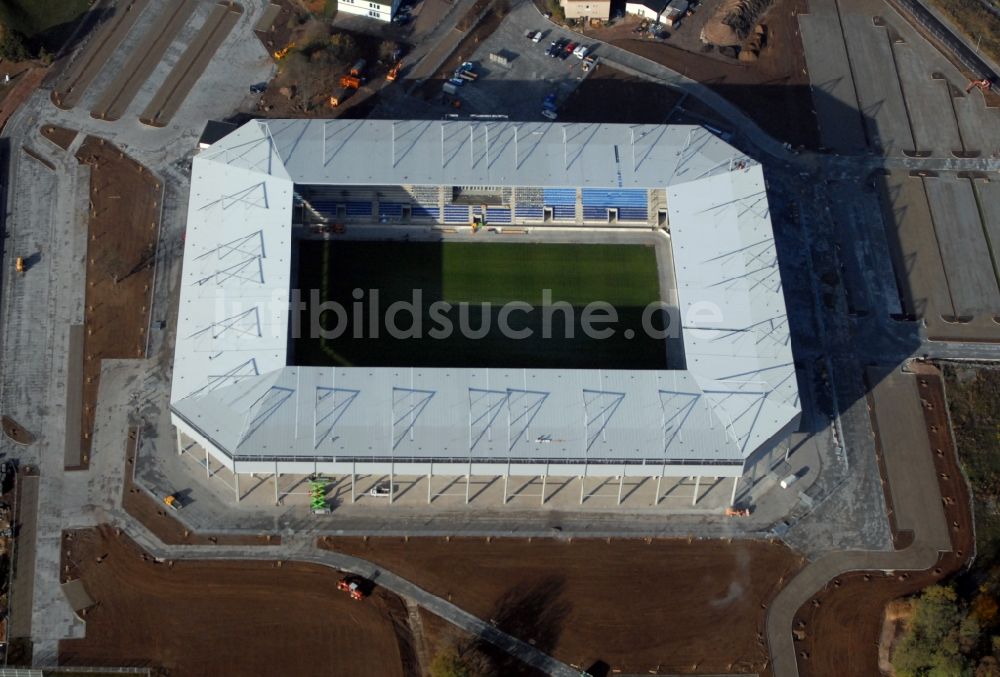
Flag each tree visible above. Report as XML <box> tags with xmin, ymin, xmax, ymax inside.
<box><xmin>893</xmin><ymin>585</ymin><xmax>971</xmax><ymax>677</ymax></box>
<box><xmin>428</xmin><ymin>650</ymin><xmax>472</xmax><ymax>677</ymax></box>
<box><xmin>0</xmin><ymin>27</ymin><xmax>31</xmax><ymax>62</ymax></box>
<box><xmin>328</xmin><ymin>32</ymin><xmax>359</xmax><ymax>62</ymax></box>
<box><xmin>378</xmin><ymin>39</ymin><xmax>399</xmax><ymax>63</ymax></box>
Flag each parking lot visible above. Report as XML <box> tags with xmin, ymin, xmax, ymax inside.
<box><xmin>442</xmin><ymin>1</ymin><xmax>602</xmax><ymax>120</ymax></box>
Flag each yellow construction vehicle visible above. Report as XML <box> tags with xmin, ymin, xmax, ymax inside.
<box><xmin>387</xmin><ymin>61</ymin><xmax>402</xmax><ymax>82</ymax></box>
<box><xmin>15</xmin><ymin>257</ymin><xmax>24</xmax><ymax>274</ymax></box>
<box><xmin>273</xmin><ymin>42</ymin><xmax>295</xmax><ymax>60</ymax></box>
<box><xmin>163</xmin><ymin>493</ymin><xmax>182</xmax><ymax>510</ymax></box>
<box><xmin>339</xmin><ymin>74</ymin><xmax>362</xmax><ymax>89</ymax></box>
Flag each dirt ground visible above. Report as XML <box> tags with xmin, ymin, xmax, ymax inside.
<box><xmin>253</xmin><ymin>0</ymin><xmax>405</xmax><ymax>117</ymax></box>
<box><xmin>0</xmin><ymin>68</ymin><xmax>46</xmax><ymax>133</ymax></box>
<box><xmin>57</xmin><ymin>525</ymin><xmax>415</xmax><ymax>677</ymax></box>
<box><xmin>419</xmin><ymin>607</ymin><xmax>549</xmax><ymax>677</ymax></box>
<box><xmin>322</xmin><ymin>535</ymin><xmax>805</xmax><ymax>674</ymax></box>
<box><xmin>73</xmin><ymin>137</ymin><xmax>161</xmax><ymax>468</ymax></box>
<box><xmin>40</xmin><ymin>124</ymin><xmax>78</xmax><ymax>150</ymax></box>
<box><xmin>595</xmin><ymin>0</ymin><xmax>818</xmax><ymax>147</ymax></box>
<box><xmin>792</xmin><ymin>367</ymin><xmax>974</xmax><ymax>677</ymax></box>
<box><xmin>123</xmin><ymin>429</ymin><xmax>278</xmax><ymax>547</ymax></box>
<box><xmin>1</xmin><ymin>416</ymin><xmax>34</xmax><ymax>445</ymax></box>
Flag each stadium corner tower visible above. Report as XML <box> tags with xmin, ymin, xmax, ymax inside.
<box><xmin>169</xmin><ymin>119</ymin><xmax>800</xmax><ymax>504</ymax></box>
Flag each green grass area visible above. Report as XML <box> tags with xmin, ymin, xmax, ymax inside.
<box><xmin>294</xmin><ymin>240</ymin><xmax>669</xmax><ymax>369</ymax></box>
<box><xmin>0</xmin><ymin>0</ymin><xmax>93</xmax><ymax>50</ymax></box>
<box><xmin>946</xmin><ymin>365</ymin><xmax>1000</xmax><ymax>564</ymax></box>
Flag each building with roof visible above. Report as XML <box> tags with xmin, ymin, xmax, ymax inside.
<box><xmin>559</xmin><ymin>0</ymin><xmax>611</xmax><ymax>20</ymax></box>
<box><xmin>170</xmin><ymin>119</ymin><xmax>799</xmax><ymax>506</ymax></box>
<box><xmin>337</xmin><ymin>0</ymin><xmax>399</xmax><ymax>22</ymax></box>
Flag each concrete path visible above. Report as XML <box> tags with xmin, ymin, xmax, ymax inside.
<box><xmin>766</xmin><ymin>368</ymin><xmax>953</xmax><ymax>677</ymax></box>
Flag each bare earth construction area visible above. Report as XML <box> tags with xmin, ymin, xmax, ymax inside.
<box><xmin>322</xmin><ymin>535</ymin><xmax>804</xmax><ymax>674</ymax></box>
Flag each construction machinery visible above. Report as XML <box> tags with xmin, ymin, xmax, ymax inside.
<box><xmin>163</xmin><ymin>493</ymin><xmax>182</xmax><ymax>510</ymax></box>
<box><xmin>386</xmin><ymin>61</ymin><xmax>402</xmax><ymax>82</ymax></box>
<box><xmin>337</xmin><ymin>576</ymin><xmax>368</xmax><ymax>600</ymax></box>
<box><xmin>349</xmin><ymin>59</ymin><xmax>366</xmax><ymax>77</ymax></box>
<box><xmin>725</xmin><ymin>506</ymin><xmax>750</xmax><ymax>517</ymax></box>
<box><xmin>966</xmin><ymin>78</ymin><xmax>992</xmax><ymax>93</ymax></box>
<box><xmin>339</xmin><ymin>74</ymin><xmax>363</xmax><ymax>89</ymax></box>
<box><xmin>309</xmin><ymin>480</ymin><xmax>330</xmax><ymax>514</ymax></box>
<box><xmin>329</xmin><ymin>88</ymin><xmax>349</xmax><ymax>107</ymax></box>
<box><xmin>273</xmin><ymin>42</ymin><xmax>294</xmax><ymax>60</ymax></box>
<box><xmin>15</xmin><ymin>257</ymin><xmax>24</xmax><ymax>274</ymax></box>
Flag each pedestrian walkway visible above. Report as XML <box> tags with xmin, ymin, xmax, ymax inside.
<box><xmin>766</xmin><ymin>367</ymin><xmax>952</xmax><ymax>677</ymax></box>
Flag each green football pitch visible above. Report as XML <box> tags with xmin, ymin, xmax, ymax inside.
<box><xmin>294</xmin><ymin>240</ymin><xmax>669</xmax><ymax>369</ymax></box>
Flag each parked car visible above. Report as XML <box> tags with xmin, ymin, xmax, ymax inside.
<box><xmin>369</xmin><ymin>482</ymin><xmax>397</xmax><ymax>497</ymax></box>
<box><xmin>541</xmin><ymin>109</ymin><xmax>558</xmax><ymax>120</ymax></box>
<box><xmin>564</xmin><ymin>41</ymin><xmax>577</xmax><ymax>54</ymax></box>
<box><xmin>532</xmin><ymin>30</ymin><xmax>543</xmax><ymax>43</ymax></box>
<box><xmin>573</xmin><ymin>44</ymin><xmax>590</xmax><ymax>58</ymax></box>
<box><xmin>249</xmin><ymin>82</ymin><xmax>267</xmax><ymax>94</ymax></box>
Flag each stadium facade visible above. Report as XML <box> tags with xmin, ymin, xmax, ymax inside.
<box><xmin>170</xmin><ymin>119</ymin><xmax>800</xmax><ymax>504</ymax></box>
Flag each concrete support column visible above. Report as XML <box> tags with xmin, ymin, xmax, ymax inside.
<box><xmin>655</xmin><ymin>474</ymin><xmax>663</xmax><ymax>506</ymax></box>
<box><xmin>427</xmin><ymin>472</ymin><xmax>432</xmax><ymax>504</ymax></box>
<box><xmin>540</xmin><ymin>466</ymin><xmax>548</xmax><ymax>506</ymax></box>
<box><xmin>274</xmin><ymin>462</ymin><xmax>280</xmax><ymax>505</ymax></box>
<box><xmin>692</xmin><ymin>475</ymin><xmax>701</xmax><ymax>506</ymax></box>
<box><xmin>579</xmin><ymin>475</ymin><xmax>586</xmax><ymax>505</ymax></box>
<box><xmin>205</xmin><ymin>447</ymin><xmax>211</xmax><ymax>479</ymax></box>
<box><xmin>176</xmin><ymin>428</ymin><xmax>183</xmax><ymax>456</ymax></box>
<box><xmin>617</xmin><ymin>474</ymin><xmax>624</xmax><ymax>506</ymax></box>
<box><xmin>389</xmin><ymin>462</ymin><xmax>395</xmax><ymax>505</ymax></box>
<box><xmin>784</xmin><ymin>437</ymin><xmax>792</xmax><ymax>462</ymax></box>
<box><xmin>465</xmin><ymin>458</ymin><xmax>472</xmax><ymax>505</ymax></box>
<box><xmin>730</xmin><ymin>475</ymin><xmax>739</xmax><ymax>506</ymax></box>
<box><xmin>350</xmin><ymin>469</ymin><xmax>355</xmax><ymax>504</ymax></box>
<box><xmin>234</xmin><ymin>469</ymin><xmax>240</xmax><ymax>503</ymax></box>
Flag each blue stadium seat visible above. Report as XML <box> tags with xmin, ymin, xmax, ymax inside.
<box><xmin>444</xmin><ymin>205</ymin><xmax>470</xmax><ymax>223</ymax></box>
<box><xmin>378</xmin><ymin>203</ymin><xmax>404</xmax><ymax>218</ymax></box>
<box><xmin>485</xmin><ymin>208</ymin><xmax>511</xmax><ymax>223</ymax></box>
<box><xmin>552</xmin><ymin>205</ymin><xmax>576</xmax><ymax>220</ymax></box>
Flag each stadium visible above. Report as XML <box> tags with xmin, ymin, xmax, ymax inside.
<box><xmin>169</xmin><ymin>119</ymin><xmax>800</xmax><ymax>506</ymax></box>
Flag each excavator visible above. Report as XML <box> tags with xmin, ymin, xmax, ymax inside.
<box><xmin>966</xmin><ymin>78</ymin><xmax>992</xmax><ymax>93</ymax></box>
<box><xmin>337</xmin><ymin>576</ymin><xmax>368</xmax><ymax>600</ymax></box>
<box><xmin>273</xmin><ymin>41</ymin><xmax>295</xmax><ymax>60</ymax></box>
<box><xmin>386</xmin><ymin>61</ymin><xmax>402</xmax><ymax>82</ymax></box>
<box><xmin>15</xmin><ymin>257</ymin><xmax>24</xmax><ymax>274</ymax></box>
<box><xmin>339</xmin><ymin>60</ymin><xmax>367</xmax><ymax>89</ymax></box>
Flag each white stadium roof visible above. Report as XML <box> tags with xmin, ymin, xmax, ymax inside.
<box><xmin>170</xmin><ymin>120</ymin><xmax>799</xmax><ymax>470</ymax></box>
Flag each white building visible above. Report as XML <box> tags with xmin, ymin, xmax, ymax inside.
<box><xmin>624</xmin><ymin>0</ymin><xmax>666</xmax><ymax>21</ymax></box>
<box><xmin>337</xmin><ymin>0</ymin><xmax>398</xmax><ymax>22</ymax></box>
<box><xmin>170</xmin><ymin>120</ymin><xmax>800</xmax><ymax>505</ymax></box>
